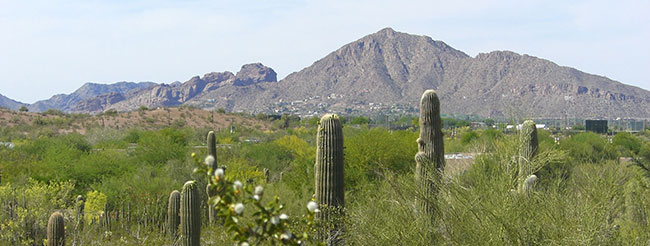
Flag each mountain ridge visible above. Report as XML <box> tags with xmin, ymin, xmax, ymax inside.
<box><xmin>4</xmin><ymin>27</ymin><xmax>649</xmax><ymax>119</ymax></box>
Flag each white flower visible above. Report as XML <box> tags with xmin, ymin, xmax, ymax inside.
<box><xmin>204</xmin><ymin>155</ymin><xmax>215</xmax><ymax>166</ymax></box>
<box><xmin>253</xmin><ymin>195</ymin><xmax>260</xmax><ymax>201</ymax></box>
<box><xmin>307</xmin><ymin>201</ymin><xmax>318</xmax><ymax>213</ymax></box>
<box><xmin>241</xmin><ymin>242</ymin><xmax>250</xmax><ymax>246</ymax></box>
<box><xmin>280</xmin><ymin>231</ymin><xmax>293</xmax><ymax>241</ymax></box>
<box><xmin>254</xmin><ymin>186</ymin><xmax>264</xmax><ymax>196</ymax></box>
<box><xmin>233</xmin><ymin>181</ymin><xmax>243</xmax><ymax>191</ymax></box>
<box><xmin>270</xmin><ymin>216</ymin><xmax>279</xmax><ymax>225</ymax></box>
<box><xmin>234</xmin><ymin>203</ymin><xmax>244</xmax><ymax>215</ymax></box>
<box><xmin>279</xmin><ymin>213</ymin><xmax>289</xmax><ymax>220</ymax></box>
<box><xmin>215</xmin><ymin>168</ymin><xmax>225</xmax><ymax>180</ymax></box>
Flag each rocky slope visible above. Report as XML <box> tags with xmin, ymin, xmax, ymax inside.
<box><xmin>29</xmin><ymin>82</ymin><xmax>156</xmax><ymax>112</ymax></box>
<box><xmin>0</xmin><ymin>93</ymin><xmax>26</xmax><ymax>110</ymax></box>
<box><xmin>94</xmin><ymin>63</ymin><xmax>277</xmax><ymax>113</ymax></box>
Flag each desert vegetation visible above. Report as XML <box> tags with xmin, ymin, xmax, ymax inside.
<box><xmin>1</xmin><ymin>91</ymin><xmax>650</xmax><ymax>245</ymax></box>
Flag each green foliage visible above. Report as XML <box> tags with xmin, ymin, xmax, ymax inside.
<box><xmin>347</xmin><ymin>116</ymin><xmax>370</xmax><ymax>125</ymax></box>
<box><xmin>612</xmin><ymin>132</ymin><xmax>641</xmax><ymax>156</ymax></box>
<box><xmin>559</xmin><ymin>132</ymin><xmax>618</xmax><ymax>163</ymax></box>
<box><xmin>460</xmin><ymin>131</ymin><xmax>479</xmax><ymax>144</ymax></box>
<box><xmin>134</xmin><ymin>128</ymin><xmax>188</xmax><ymax>165</ymax></box>
<box><xmin>197</xmin><ymin>155</ymin><xmax>321</xmax><ymax>245</ymax></box>
<box><xmin>345</xmin><ymin>127</ymin><xmax>417</xmax><ymax>190</ymax></box>
<box><xmin>84</xmin><ymin>190</ymin><xmax>107</xmax><ymax>224</ymax></box>
<box><xmin>0</xmin><ymin>179</ymin><xmax>74</xmax><ymax>245</ymax></box>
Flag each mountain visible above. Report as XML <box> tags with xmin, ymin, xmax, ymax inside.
<box><xmin>190</xmin><ymin>27</ymin><xmax>647</xmax><ymax>119</ymax></box>
<box><xmin>29</xmin><ymin>81</ymin><xmax>156</xmax><ymax>112</ymax></box>
<box><xmin>0</xmin><ymin>93</ymin><xmax>26</xmax><ymax>110</ymax></box>
<box><xmin>30</xmin><ymin>28</ymin><xmax>650</xmax><ymax>119</ymax></box>
<box><xmin>84</xmin><ymin>63</ymin><xmax>277</xmax><ymax>113</ymax></box>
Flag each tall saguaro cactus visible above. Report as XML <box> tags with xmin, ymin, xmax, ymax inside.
<box><xmin>75</xmin><ymin>195</ymin><xmax>85</xmax><ymax>229</ymax></box>
<box><xmin>314</xmin><ymin>114</ymin><xmax>345</xmax><ymax>245</ymax></box>
<box><xmin>518</xmin><ymin>120</ymin><xmax>538</xmax><ymax>193</ymax></box>
<box><xmin>103</xmin><ymin>202</ymin><xmax>111</xmax><ymax>231</ymax></box>
<box><xmin>207</xmin><ymin>131</ymin><xmax>218</xmax><ymax>171</ymax></box>
<box><xmin>180</xmin><ymin>181</ymin><xmax>201</xmax><ymax>246</ymax></box>
<box><xmin>47</xmin><ymin>212</ymin><xmax>65</xmax><ymax>246</ymax></box>
<box><xmin>168</xmin><ymin>190</ymin><xmax>181</xmax><ymax>240</ymax></box>
<box><xmin>206</xmin><ymin>131</ymin><xmax>218</xmax><ymax>224</ymax></box>
<box><xmin>415</xmin><ymin>90</ymin><xmax>445</xmax><ymax>217</ymax></box>
<box><xmin>315</xmin><ymin>114</ymin><xmax>345</xmax><ymax>213</ymax></box>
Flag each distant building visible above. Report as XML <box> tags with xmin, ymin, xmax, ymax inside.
<box><xmin>586</xmin><ymin>120</ymin><xmax>608</xmax><ymax>134</ymax></box>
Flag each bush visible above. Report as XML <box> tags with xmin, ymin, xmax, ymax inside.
<box><xmin>612</xmin><ymin>132</ymin><xmax>641</xmax><ymax>156</ymax></box>
<box><xmin>560</xmin><ymin>132</ymin><xmax>618</xmax><ymax>163</ymax></box>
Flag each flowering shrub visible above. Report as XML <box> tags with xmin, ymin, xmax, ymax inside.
<box><xmin>193</xmin><ymin>153</ymin><xmax>323</xmax><ymax>245</ymax></box>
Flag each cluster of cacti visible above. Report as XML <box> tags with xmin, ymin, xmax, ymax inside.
<box><xmin>180</xmin><ymin>181</ymin><xmax>201</xmax><ymax>246</ymax></box>
<box><xmin>47</xmin><ymin>212</ymin><xmax>65</xmax><ymax>246</ymax></box>
<box><xmin>414</xmin><ymin>90</ymin><xmax>445</xmax><ymax>218</ymax></box>
<box><xmin>168</xmin><ymin>190</ymin><xmax>181</xmax><ymax>240</ymax></box>
<box><xmin>518</xmin><ymin>120</ymin><xmax>538</xmax><ymax>193</ymax></box>
<box><xmin>314</xmin><ymin>114</ymin><xmax>345</xmax><ymax>244</ymax></box>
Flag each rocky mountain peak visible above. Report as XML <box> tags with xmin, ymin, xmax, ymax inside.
<box><xmin>233</xmin><ymin>63</ymin><xmax>277</xmax><ymax>86</ymax></box>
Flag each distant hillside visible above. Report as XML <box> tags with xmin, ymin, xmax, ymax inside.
<box><xmin>16</xmin><ymin>28</ymin><xmax>650</xmax><ymax>119</ymax></box>
<box><xmin>0</xmin><ymin>107</ymin><xmax>270</xmax><ymax>135</ymax></box>
<box><xmin>29</xmin><ymin>81</ymin><xmax>156</xmax><ymax>112</ymax></box>
<box><xmin>0</xmin><ymin>93</ymin><xmax>26</xmax><ymax>110</ymax></box>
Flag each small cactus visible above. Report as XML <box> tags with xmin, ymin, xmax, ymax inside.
<box><xmin>168</xmin><ymin>190</ymin><xmax>181</xmax><ymax>240</ymax></box>
<box><xmin>47</xmin><ymin>212</ymin><xmax>65</xmax><ymax>246</ymax></box>
<box><xmin>518</xmin><ymin>120</ymin><xmax>538</xmax><ymax>193</ymax></box>
<box><xmin>415</xmin><ymin>90</ymin><xmax>445</xmax><ymax>217</ymax></box>
<box><xmin>180</xmin><ymin>181</ymin><xmax>201</xmax><ymax>246</ymax></box>
<box><xmin>314</xmin><ymin>114</ymin><xmax>345</xmax><ymax>245</ymax></box>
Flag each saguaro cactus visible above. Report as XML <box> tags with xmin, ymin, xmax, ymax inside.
<box><xmin>518</xmin><ymin>120</ymin><xmax>538</xmax><ymax>193</ymax></box>
<box><xmin>314</xmin><ymin>114</ymin><xmax>345</xmax><ymax>213</ymax></box>
<box><xmin>180</xmin><ymin>181</ymin><xmax>201</xmax><ymax>246</ymax></box>
<box><xmin>206</xmin><ymin>131</ymin><xmax>218</xmax><ymax>224</ymax></box>
<box><xmin>314</xmin><ymin>114</ymin><xmax>345</xmax><ymax>245</ymax></box>
<box><xmin>415</xmin><ymin>90</ymin><xmax>445</xmax><ymax>217</ymax></box>
<box><xmin>168</xmin><ymin>190</ymin><xmax>181</xmax><ymax>240</ymax></box>
<box><xmin>47</xmin><ymin>212</ymin><xmax>65</xmax><ymax>246</ymax></box>
<box><xmin>104</xmin><ymin>202</ymin><xmax>111</xmax><ymax>231</ymax></box>
<box><xmin>75</xmin><ymin>195</ymin><xmax>85</xmax><ymax>231</ymax></box>
<box><xmin>207</xmin><ymin>131</ymin><xmax>218</xmax><ymax>171</ymax></box>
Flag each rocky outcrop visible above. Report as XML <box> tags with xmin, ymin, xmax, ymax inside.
<box><xmin>233</xmin><ymin>63</ymin><xmax>277</xmax><ymax>86</ymax></box>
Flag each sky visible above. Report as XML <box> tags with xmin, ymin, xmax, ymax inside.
<box><xmin>0</xmin><ymin>0</ymin><xmax>648</xmax><ymax>103</ymax></box>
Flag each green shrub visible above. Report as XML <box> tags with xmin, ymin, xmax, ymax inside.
<box><xmin>560</xmin><ymin>132</ymin><xmax>618</xmax><ymax>163</ymax></box>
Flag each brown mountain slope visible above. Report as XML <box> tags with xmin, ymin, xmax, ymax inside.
<box><xmin>261</xmin><ymin>28</ymin><xmax>650</xmax><ymax>118</ymax></box>
<box><xmin>65</xmin><ymin>28</ymin><xmax>650</xmax><ymax>119</ymax></box>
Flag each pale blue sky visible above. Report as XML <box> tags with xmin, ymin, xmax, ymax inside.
<box><xmin>0</xmin><ymin>0</ymin><xmax>648</xmax><ymax>103</ymax></box>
